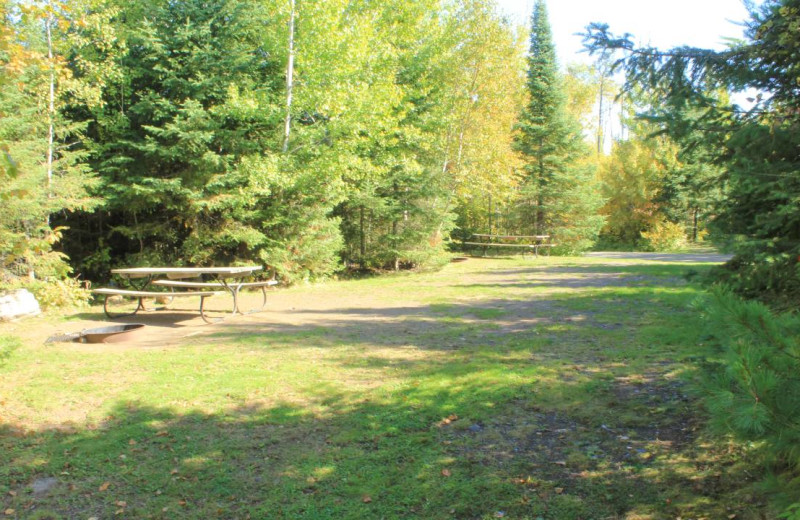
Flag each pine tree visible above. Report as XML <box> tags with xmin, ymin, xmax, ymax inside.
<box><xmin>700</xmin><ymin>289</ymin><xmax>800</xmax><ymax>508</ymax></box>
<box><xmin>514</xmin><ymin>0</ymin><xmax>603</xmax><ymax>251</ymax></box>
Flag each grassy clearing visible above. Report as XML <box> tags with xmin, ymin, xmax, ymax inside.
<box><xmin>0</xmin><ymin>255</ymin><xmax>768</xmax><ymax>519</ymax></box>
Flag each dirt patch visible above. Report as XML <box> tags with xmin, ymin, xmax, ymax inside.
<box><xmin>2</xmin><ymin>252</ymin><xmax>719</xmax><ymax>350</ymax></box>
<box><xmin>585</xmin><ymin>251</ymin><xmax>732</xmax><ymax>263</ymax></box>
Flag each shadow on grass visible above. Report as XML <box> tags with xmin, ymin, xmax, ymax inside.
<box><xmin>67</xmin><ymin>311</ymin><xmax>210</xmax><ymax>327</ymax></box>
<box><xmin>0</xmin><ymin>374</ymin><xmax>760</xmax><ymax>520</ymax></box>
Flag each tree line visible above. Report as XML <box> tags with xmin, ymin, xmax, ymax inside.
<box><xmin>2</xmin><ymin>0</ymin><xmax>797</xmax><ymax>307</ymax></box>
<box><xmin>1</xmin><ymin>0</ymin><xmax>538</xmax><ymax>289</ymax></box>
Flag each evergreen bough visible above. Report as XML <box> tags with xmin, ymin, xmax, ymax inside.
<box><xmin>700</xmin><ymin>289</ymin><xmax>800</xmax><ymax>509</ymax></box>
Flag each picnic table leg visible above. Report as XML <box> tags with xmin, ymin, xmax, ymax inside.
<box><xmin>102</xmin><ymin>294</ymin><xmax>144</xmax><ymax>319</ymax></box>
<box><xmin>235</xmin><ymin>284</ymin><xmax>268</xmax><ymax>315</ymax></box>
<box><xmin>211</xmin><ymin>278</ymin><xmax>240</xmax><ymax>317</ymax></box>
<box><xmin>216</xmin><ymin>279</ymin><xmax>267</xmax><ymax>316</ymax></box>
<box><xmin>119</xmin><ymin>275</ymin><xmax>156</xmax><ymax>314</ymax></box>
<box><xmin>229</xmin><ymin>283</ymin><xmax>269</xmax><ymax>315</ymax></box>
<box><xmin>199</xmin><ymin>294</ymin><xmax>225</xmax><ymax>324</ymax></box>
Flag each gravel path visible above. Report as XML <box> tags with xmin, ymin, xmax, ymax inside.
<box><xmin>585</xmin><ymin>251</ymin><xmax>732</xmax><ymax>263</ymax></box>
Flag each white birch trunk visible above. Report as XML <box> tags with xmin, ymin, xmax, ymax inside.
<box><xmin>282</xmin><ymin>0</ymin><xmax>296</xmax><ymax>153</ymax></box>
<box><xmin>46</xmin><ymin>8</ymin><xmax>55</xmax><ymax>191</ymax></box>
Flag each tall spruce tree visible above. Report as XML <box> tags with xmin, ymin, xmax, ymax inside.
<box><xmin>515</xmin><ymin>0</ymin><xmax>603</xmax><ymax>252</ymax></box>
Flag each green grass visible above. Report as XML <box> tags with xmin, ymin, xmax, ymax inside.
<box><xmin>0</xmin><ymin>256</ymin><xmax>770</xmax><ymax>519</ymax></box>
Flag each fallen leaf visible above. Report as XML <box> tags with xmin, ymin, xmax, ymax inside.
<box><xmin>116</xmin><ymin>501</ymin><xmax>127</xmax><ymax>507</ymax></box>
<box><xmin>128</xmin><ymin>439</ymin><xmax>137</xmax><ymax>445</ymax></box>
<box><xmin>552</xmin><ymin>461</ymin><xmax>567</xmax><ymax>466</ymax></box>
<box><xmin>4</xmin><ymin>509</ymin><xmax>14</xmax><ymax>516</ymax></box>
<box><xmin>178</xmin><ymin>499</ymin><xmax>187</xmax><ymax>506</ymax></box>
<box><xmin>170</xmin><ymin>469</ymin><xmax>179</xmax><ymax>475</ymax></box>
<box><xmin>555</xmin><ymin>487</ymin><xmax>564</xmax><ymax>494</ymax></box>
<box><xmin>441</xmin><ymin>469</ymin><xmax>451</xmax><ymax>477</ymax></box>
<box><xmin>437</xmin><ymin>414</ymin><xmax>458</xmax><ymax>427</ymax></box>
<box><xmin>7</xmin><ymin>491</ymin><xmax>15</xmax><ymax>497</ymax></box>
<box><xmin>362</xmin><ymin>496</ymin><xmax>372</xmax><ymax>503</ymax></box>
<box><xmin>156</xmin><ymin>431</ymin><xmax>169</xmax><ymax>437</ymax></box>
<box><xmin>99</xmin><ymin>482</ymin><xmax>110</xmax><ymax>492</ymax></box>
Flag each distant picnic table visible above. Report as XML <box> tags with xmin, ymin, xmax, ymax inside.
<box><xmin>463</xmin><ymin>234</ymin><xmax>554</xmax><ymax>258</ymax></box>
<box><xmin>93</xmin><ymin>266</ymin><xmax>277</xmax><ymax>323</ymax></box>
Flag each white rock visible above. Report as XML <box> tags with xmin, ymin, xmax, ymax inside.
<box><xmin>0</xmin><ymin>289</ymin><xmax>41</xmax><ymax>321</ymax></box>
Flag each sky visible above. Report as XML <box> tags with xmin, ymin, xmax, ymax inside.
<box><xmin>497</xmin><ymin>0</ymin><xmax>754</xmax><ymax>67</ymax></box>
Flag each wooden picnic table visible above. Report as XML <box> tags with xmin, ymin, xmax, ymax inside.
<box><xmin>463</xmin><ymin>234</ymin><xmax>554</xmax><ymax>258</ymax></box>
<box><xmin>94</xmin><ymin>266</ymin><xmax>276</xmax><ymax>323</ymax></box>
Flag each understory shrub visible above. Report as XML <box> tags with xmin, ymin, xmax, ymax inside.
<box><xmin>6</xmin><ymin>278</ymin><xmax>92</xmax><ymax>310</ymax></box>
<box><xmin>640</xmin><ymin>219</ymin><xmax>687</xmax><ymax>252</ymax></box>
<box><xmin>698</xmin><ymin>289</ymin><xmax>800</xmax><ymax>512</ymax></box>
<box><xmin>710</xmin><ymin>238</ymin><xmax>800</xmax><ymax>310</ymax></box>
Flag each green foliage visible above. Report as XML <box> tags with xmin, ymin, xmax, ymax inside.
<box><xmin>73</xmin><ymin>0</ymin><xmax>287</xmax><ymax>269</ymax></box>
<box><xmin>779</xmin><ymin>503</ymin><xmax>800</xmax><ymax>520</ymax></box>
<box><xmin>48</xmin><ymin>0</ymin><xmax>526</xmax><ymax>279</ymax></box>
<box><xmin>596</xmin><ymin>103</ymin><xmax>722</xmax><ymax>251</ymax></box>
<box><xmin>699</xmin><ymin>289</ymin><xmax>800</xmax><ymax>508</ymax></box>
<box><xmin>260</xmin><ymin>206</ymin><xmax>344</xmax><ymax>284</ymax></box>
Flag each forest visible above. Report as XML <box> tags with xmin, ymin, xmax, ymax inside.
<box><xmin>1</xmin><ymin>0</ymin><xmax>745</xmax><ymax>294</ymax></box>
<box><xmin>2</xmin><ymin>0</ymin><xmax>800</xmax><ymax>515</ymax></box>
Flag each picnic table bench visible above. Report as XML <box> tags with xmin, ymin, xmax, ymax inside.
<box><xmin>92</xmin><ymin>266</ymin><xmax>276</xmax><ymax>323</ymax></box>
<box><xmin>463</xmin><ymin>234</ymin><xmax>555</xmax><ymax>258</ymax></box>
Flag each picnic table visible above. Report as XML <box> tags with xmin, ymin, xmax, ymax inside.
<box><xmin>463</xmin><ymin>234</ymin><xmax>554</xmax><ymax>258</ymax></box>
<box><xmin>93</xmin><ymin>266</ymin><xmax>277</xmax><ymax>323</ymax></box>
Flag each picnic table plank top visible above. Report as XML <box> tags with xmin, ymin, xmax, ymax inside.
<box><xmin>111</xmin><ymin>266</ymin><xmax>262</xmax><ymax>279</ymax></box>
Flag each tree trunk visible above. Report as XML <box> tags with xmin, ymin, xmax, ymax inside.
<box><xmin>46</xmin><ymin>8</ymin><xmax>55</xmax><ymax>192</ymax></box>
<box><xmin>359</xmin><ymin>206</ymin><xmax>366</xmax><ymax>258</ymax></box>
<box><xmin>597</xmin><ymin>74</ymin><xmax>605</xmax><ymax>155</ymax></box>
<box><xmin>282</xmin><ymin>0</ymin><xmax>296</xmax><ymax>153</ymax></box>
